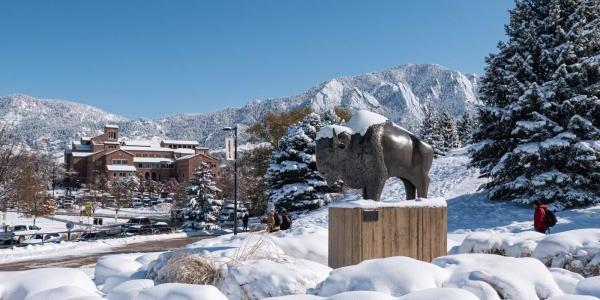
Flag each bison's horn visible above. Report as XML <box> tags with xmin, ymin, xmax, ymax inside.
<box><xmin>332</xmin><ymin>128</ymin><xmax>338</xmax><ymax>144</ymax></box>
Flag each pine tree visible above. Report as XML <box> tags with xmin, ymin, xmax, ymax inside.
<box><xmin>457</xmin><ymin>113</ymin><xmax>478</xmax><ymax>145</ymax></box>
<box><xmin>440</xmin><ymin>110</ymin><xmax>461</xmax><ymax>151</ymax></box>
<box><xmin>471</xmin><ymin>0</ymin><xmax>600</xmax><ymax>208</ymax></box>
<box><xmin>420</xmin><ymin>107</ymin><xmax>445</xmax><ymax>157</ymax></box>
<box><xmin>265</xmin><ymin>112</ymin><xmax>339</xmax><ymax>211</ymax></box>
<box><xmin>188</xmin><ymin>162</ymin><xmax>222</xmax><ymax>222</ymax></box>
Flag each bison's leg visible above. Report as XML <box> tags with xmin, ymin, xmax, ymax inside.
<box><xmin>364</xmin><ymin>178</ymin><xmax>387</xmax><ymax>201</ymax></box>
<box><xmin>415</xmin><ymin>174</ymin><xmax>430</xmax><ymax>199</ymax></box>
<box><xmin>400</xmin><ymin>178</ymin><xmax>416</xmax><ymax>200</ymax></box>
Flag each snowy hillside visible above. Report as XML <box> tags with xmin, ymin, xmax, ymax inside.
<box><xmin>0</xmin><ymin>94</ymin><xmax>127</xmax><ymax>151</ymax></box>
<box><xmin>1</xmin><ymin>64</ymin><xmax>479</xmax><ymax>152</ymax></box>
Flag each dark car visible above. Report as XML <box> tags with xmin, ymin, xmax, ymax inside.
<box><xmin>152</xmin><ymin>222</ymin><xmax>172</xmax><ymax>234</ymax></box>
<box><xmin>121</xmin><ymin>217</ymin><xmax>153</xmax><ymax>235</ymax></box>
<box><xmin>77</xmin><ymin>231</ymin><xmax>108</xmax><ymax>241</ymax></box>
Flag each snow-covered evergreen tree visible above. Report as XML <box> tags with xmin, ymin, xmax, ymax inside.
<box><xmin>420</xmin><ymin>107</ymin><xmax>445</xmax><ymax>157</ymax></box>
<box><xmin>188</xmin><ymin>162</ymin><xmax>222</xmax><ymax>222</ymax></box>
<box><xmin>265</xmin><ymin>112</ymin><xmax>339</xmax><ymax>211</ymax></box>
<box><xmin>440</xmin><ymin>111</ymin><xmax>461</xmax><ymax>151</ymax></box>
<box><xmin>472</xmin><ymin>0</ymin><xmax>600</xmax><ymax>208</ymax></box>
<box><xmin>457</xmin><ymin>112</ymin><xmax>478</xmax><ymax>145</ymax></box>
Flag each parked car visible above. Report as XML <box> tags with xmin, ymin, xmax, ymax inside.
<box><xmin>12</xmin><ymin>225</ymin><xmax>41</xmax><ymax>232</ymax></box>
<box><xmin>132</xmin><ymin>199</ymin><xmax>143</xmax><ymax>208</ymax></box>
<box><xmin>77</xmin><ymin>231</ymin><xmax>108</xmax><ymax>241</ymax></box>
<box><xmin>152</xmin><ymin>222</ymin><xmax>172</xmax><ymax>234</ymax></box>
<box><xmin>218</xmin><ymin>205</ymin><xmax>248</xmax><ymax>223</ymax></box>
<box><xmin>62</xmin><ymin>199</ymin><xmax>74</xmax><ymax>209</ymax></box>
<box><xmin>20</xmin><ymin>233</ymin><xmax>62</xmax><ymax>245</ymax></box>
<box><xmin>121</xmin><ymin>217</ymin><xmax>153</xmax><ymax>234</ymax></box>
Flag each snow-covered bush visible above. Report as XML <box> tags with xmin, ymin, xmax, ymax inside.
<box><xmin>575</xmin><ymin>276</ymin><xmax>600</xmax><ymax>297</ymax></box>
<box><xmin>0</xmin><ymin>268</ymin><xmax>99</xmax><ymax>299</ymax></box>
<box><xmin>433</xmin><ymin>254</ymin><xmax>562</xmax><ymax>300</ymax></box>
<box><xmin>550</xmin><ymin>268</ymin><xmax>585</xmax><ymax>295</ymax></box>
<box><xmin>106</xmin><ymin>279</ymin><xmax>155</xmax><ymax>300</ymax></box>
<box><xmin>313</xmin><ymin>256</ymin><xmax>448</xmax><ymax>297</ymax></box>
<box><xmin>454</xmin><ymin>231</ymin><xmax>545</xmax><ymax>257</ymax></box>
<box><xmin>534</xmin><ymin>229</ymin><xmax>600</xmax><ymax>277</ymax></box>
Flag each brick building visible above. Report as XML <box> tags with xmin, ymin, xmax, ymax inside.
<box><xmin>64</xmin><ymin>125</ymin><xmax>218</xmax><ymax>183</ymax></box>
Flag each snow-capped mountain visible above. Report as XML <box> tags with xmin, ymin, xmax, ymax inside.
<box><xmin>0</xmin><ymin>64</ymin><xmax>479</xmax><ymax>152</ymax></box>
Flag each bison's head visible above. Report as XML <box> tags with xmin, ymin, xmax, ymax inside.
<box><xmin>315</xmin><ymin>127</ymin><xmax>353</xmax><ymax>187</ymax></box>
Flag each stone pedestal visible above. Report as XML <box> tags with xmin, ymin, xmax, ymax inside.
<box><xmin>328</xmin><ymin>200</ymin><xmax>447</xmax><ymax>268</ymax></box>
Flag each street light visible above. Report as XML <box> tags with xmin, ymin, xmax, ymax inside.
<box><xmin>223</xmin><ymin>126</ymin><xmax>238</xmax><ymax>235</ymax></box>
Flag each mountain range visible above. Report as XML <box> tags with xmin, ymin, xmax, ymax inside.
<box><xmin>0</xmin><ymin>64</ymin><xmax>479</xmax><ymax>153</ymax></box>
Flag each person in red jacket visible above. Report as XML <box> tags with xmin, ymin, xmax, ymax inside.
<box><xmin>533</xmin><ymin>200</ymin><xmax>549</xmax><ymax>233</ymax></box>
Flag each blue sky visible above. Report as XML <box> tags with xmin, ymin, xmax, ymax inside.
<box><xmin>0</xmin><ymin>1</ymin><xmax>513</xmax><ymax>118</ymax></box>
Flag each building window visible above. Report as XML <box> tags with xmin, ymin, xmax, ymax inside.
<box><xmin>112</xmin><ymin>159</ymin><xmax>128</xmax><ymax>165</ymax></box>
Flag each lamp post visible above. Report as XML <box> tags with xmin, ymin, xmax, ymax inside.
<box><xmin>223</xmin><ymin>126</ymin><xmax>238</xmax><ymax>235</ymax></box>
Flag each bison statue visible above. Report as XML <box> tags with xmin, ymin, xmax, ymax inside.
<box><xmin>315</xmin><ymin>110</ymin><xmax>434</xmax><ymax>201</ymax></box>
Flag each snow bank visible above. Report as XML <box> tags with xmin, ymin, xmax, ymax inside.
<box><xmin>106</xmin><ymin>279</ymin><xmax>154</xmax><ymax>300</ymax></box>
<box><xmin>314</xmin><ymin>257</ymin><xmax>449</xmax><ymax>297</ymax></box>
<box><xmin>433</xmin><ymin>254</ymin><xmax>562</xmax><ymax>300</ymax></box>
<box><xmin>95</xmin><ymin>253</ymin><xmax>147</xmax><ymax>285</ymax></box>
<box><xmin>550</xmin><ymin>268</ymin><xmax>585</xmax><ymax>294</ymax></box>
<box><xmin>548</xmin><ymin>295</ymin><xmax>599</xmax><ymax>300</ymax></box>
<box><xmin>455</xmin><ymin>231</ymin><xmax>544</xmax><ymax>257</ymax></box>
<box><xmin>575</xmin><ymin>276</ymin><xmax>600</xmax><ymax>297</ymax></box>
<box><xmin>95</xmin><ymin>252</ymin><xmax>162</xmax><ymax>297</ymax></box>
<box><xmin>533</xmin><ymin>229</ymin><xmax>600</xmax><ymax>276</ymax></box>
<box><xmin>0</xmin><ymin>268</ymin><xmax>100</xmax><ymax>299</ymax></box>
<box><xmin>220</xmin><ymin>257</ymin><xmax>331</xmax><ymax>299</ymax></box>
<box><xmin>265</xmin><ymin>288</ymin><xmax>479</xmax><ymax>300</ymax></box>
<box><xmin>135</xmin><ymin>283</ymin><xmax>228</xmax><ymax>300</ymax></box>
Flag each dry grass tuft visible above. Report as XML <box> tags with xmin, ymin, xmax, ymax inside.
<box><xmin>157</xmin><ymin>253</ymin><xmax>222</xmax><ymax>285</ymax></box>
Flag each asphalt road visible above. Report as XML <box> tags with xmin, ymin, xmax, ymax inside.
<box><xmin>0</xmin><ymin>235</ymin><xmax>210</xmax><ymax>271</ymax></box>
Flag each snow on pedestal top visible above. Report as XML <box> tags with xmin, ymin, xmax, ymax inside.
<box><xmin>330</xmin><ymin>197</ymin><xmax>447</xmax><ymax>208</ymax></box>
<box><xmin>316</xmin><ymin>110</ymin><xmax>388</xmax><ymax>140</ymax></box>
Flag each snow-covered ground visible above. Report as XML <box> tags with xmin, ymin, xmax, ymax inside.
<box><xmin>2</xmin><ymin>147</ymin><xmax>600</xmax><ymax>299</ymax></box>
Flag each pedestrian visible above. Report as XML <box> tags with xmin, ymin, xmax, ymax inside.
<box><xmin>280</xmin><ymin>209</ymin><xmax>292</xmax><ymax>230</ymax></box>
<box><xmin>242</xmin><ymin>212</ymin><xmax>249</xmax><ymax>232</ymax></box>
<box><xmin>533</xmin><ymin>200</ymin><xmax>549</xmax><ymax>234</ymax></box>
<box><xmin>267</xmin><ymin>209</ymin><xmax>281</xmax><ymax>233</ymax></box>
